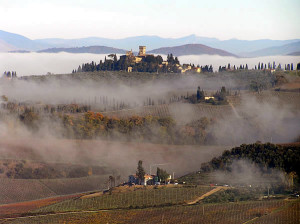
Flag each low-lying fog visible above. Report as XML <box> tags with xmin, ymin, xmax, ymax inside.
<box><xmin>1</xmin><ymin>52</ymin><xmax>299</xmax><ymax>76</ymax></box>
<box><xmin>0</xmin><ymin>52</ymin><xmax>299</xmax><ymax>180</ymax></box>
<box><xmin>0</xmin><ymin>136</ymin><xmax>228</xmax><ymax>178</ymax></box>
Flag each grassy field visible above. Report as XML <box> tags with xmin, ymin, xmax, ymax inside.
<box><xmin>2</xmin><ymin>199</ymin><xmax>299</xmax><ymax>224</ymax></box>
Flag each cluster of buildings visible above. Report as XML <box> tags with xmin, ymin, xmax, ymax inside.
<box><xmin>177</xmin><ymin>64</ymin><xmax>202</xmax><ymax>74</ymax></box>
<box><xmin>122</xmin><ymin>46</ymin><xmax>147</xmax><ymax>64</ymax></box>
<box><xmin>128</xmin><ymin>173</ymin><xmax>172</xmax><ymax>186</ymax></box>
<box><xmin>121</xmin><ymin>46</ymin><xmax>148</xmax><ymax>72</ymax></box>
<box><xmin>121</xmin><ymin>46</ymin><xmax>202</xmax><ymax>74</ymax></box>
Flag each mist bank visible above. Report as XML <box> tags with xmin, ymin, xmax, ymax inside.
<box><xmin>0</xmin><ymin>71</ymin><xmax>299</xmax><ymax>145</ymax></box>
<box><xmin>0</xmin><ymin>69</ymin><xmax>299</xmax><ymax>182</ymax></box>
<box><xmin>0</xmin><ymin>70</ymin><xmax>274</xmax><ymax>105</ymax></box>
<box><xmin>0</xmin><ymin>135</ymin><xmax>227</xmax><ymax>179</ymax></box>
<box><xmin>201</xmin><ymin>142</ymin><xmax>300</xmax><ymax>187</ymax></box>
<box><xmin>0</xmin><ymin>52</ymin><xmax>299</xmax><ymax>76</ymax></box>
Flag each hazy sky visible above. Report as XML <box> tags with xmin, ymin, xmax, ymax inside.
<box><xmin>0</xmin><ymin>0</ymin><xmax>299</xmax><ymax>40</ymax></box>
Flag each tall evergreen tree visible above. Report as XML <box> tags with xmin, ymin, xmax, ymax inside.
<box><xmin>136</xmin><ymin>160</ymin><xmax>145</xmax><ymax>185</ymax></box>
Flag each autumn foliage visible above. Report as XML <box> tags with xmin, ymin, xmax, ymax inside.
<box><xmin>61</xmin><ymin>112</ymin><xmax>211</xmax><ymax>144</ymax></box>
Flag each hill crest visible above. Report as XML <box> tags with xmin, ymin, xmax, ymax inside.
<box><xmin>149</xmin><ymin>44</ymin><xmax>237</xmax><ymax>57</ymax></box>
<box><xmin>38</xmin><ymin>46</ymin><xmax>127</xmax><ymax>54</ymax></box>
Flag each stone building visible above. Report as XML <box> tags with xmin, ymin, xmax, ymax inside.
<box><xmin>138</xmin><ymin>46</ymin><xmax>146</xmax><ymax>56</ymax></box>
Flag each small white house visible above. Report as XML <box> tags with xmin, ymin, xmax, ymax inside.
<box><xmin>205</xmin><ymin>96</ymin><xmax>215</xmax><ymax>100</ymax></box>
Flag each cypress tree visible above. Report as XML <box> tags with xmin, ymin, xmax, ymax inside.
<box><xmin>136</xmin><ymin>160</ymin><xmax>145</xmax><ymax>185</ymax></box>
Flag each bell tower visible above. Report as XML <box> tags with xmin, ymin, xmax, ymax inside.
<box><xmin>138</xmin><ymin>46</ymin><xmax>146</xmax><ymax>56</ymax></box>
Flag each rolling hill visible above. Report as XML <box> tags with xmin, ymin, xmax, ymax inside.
<box><xmin>149</xmin><ymin>44</ymin><xmax>237</xmax><ymax>57</ymax></box>
<box><xmin>1</xmin><ymin>30</ymin><xmax>300</xmax><ymax>56</ymax></box>
<box><xmin>242</xmin><ymin>41</ymin><xmax>300</xmax><ymax>57</ymax></box>
<box><xmin>35</xmin><ymin>34</ymin><xmax>300</xmax><ymax>55</ymax></box>
<box><xmin>38</xmin><ymin>46</ymin><xmax>127</xmax><ymax>54</ymax></box>
<box><xmin>208</xmin><ymin>38</ymin><xmax>300</xmax><ymax>56</ymax></box>
<box><xmin>0</xmin><ymin>39</ymin><xmax>17</xmax><ymax>52</ymax></box>
<box><xmin>0</xmin><ymin>30</ymin><xmax>50</xmax><ymax>51</ymax></box>
<box><xmin>288</xmin><ymin>51</ymin><xmax>300</xmax><ymax>56</ymax></box>
<box><xmin>34</xmin><ymin>34</ymin><xmax>220</xmax><ymax>52</ymax></box>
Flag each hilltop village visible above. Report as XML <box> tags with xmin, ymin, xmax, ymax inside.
<box><xmin>72</xmin><ymin>45</ymin><xmax>298</xmax><ymax>75</ymax></box>
<box><xmin>73</xmin><ymin>46</ymin><xmax>206</xmax><ymax>74</ymax></box>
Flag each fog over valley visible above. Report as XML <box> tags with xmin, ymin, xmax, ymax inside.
<box><xmin>0</xmin><ymin>1</ymin><xmax>299</xmax><ymax>221</ymax></box>
<box><xmin>1</xmin><ymin>52</ymin><xmax>299</xmax><ymax>76</ymax></box>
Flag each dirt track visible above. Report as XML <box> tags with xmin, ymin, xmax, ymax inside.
<box><xmin>186</xmin><ymin>186</ymin><xmax>227</xmax><ymax>205</ymax></box>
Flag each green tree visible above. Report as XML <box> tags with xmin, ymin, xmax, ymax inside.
<box><xmin>156</xmin><ymin>167</ymin><xmax>170</xmax><ymax>183</ymax></box>
<box><xmin>136</xmin><ymin>160</ymin><xmax>145</xmax><ymax>185</ymax></box>
<box><xmin>167</xmin><ymin>54</ymin><xmax>175</xmax><ymax>64</ymax></box>
<box><xmin>145</xmin><ymin>55</ymin><xmax>156</xmax><ymax>63</ymax></box>
<box><xmin>156</xmin><ymin>55</ymin><xmax>163</xmax><ymax>64</ymax></box>
<box><xmin>197</xmin><ymin>86</ymin><xmax>204</xmax><ymax>101</ymax></box>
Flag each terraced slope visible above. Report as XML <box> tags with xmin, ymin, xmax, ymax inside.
<box><xmin>2</xmin><ymin>199</ymin><xmax>298</xmax><ymax>224</ymax></box>
<box><xmin>0</xmin><ymin>179</ymin><xmax>56</xmax><ymax>204</ymax></box>
<box><xmin>0</xmin><ymin>175</ymin><xmax>108</xmax><ymax>204</ymax></box>
<box><xmin>32</xmin><ymin>186</ymin><xmax>212</xmax><ymax>213</ymax></box>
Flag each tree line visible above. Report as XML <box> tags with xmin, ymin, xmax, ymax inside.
<box><xmin>219</xmin><ymin>62</ymin><xmax>298</xmax><ymax>72</ymax></box>
<box><xmin>201</xmin><ymin>142</ymin><xmax>300</xmax><ymax>185</ymax></box>
<box><xmin>18</xmin><ymin>109</ymin><xmax>212</xmax><ymax>145</ymax></box>
<box><xmin>2</xmin><ymin>71</ymin><xmax>17</xmax><ymax>78</ymax></box>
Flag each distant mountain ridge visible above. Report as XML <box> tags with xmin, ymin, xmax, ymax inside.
<box><xmin>149</xmin><ymin>44</ymin><xmax>237</xmax><ymax>57</ymax></box>
<box><xmin>34</xmin><ymin>34</ymin><xmax>300</xmax><ymax>55</ymax></box>
<box><xmin>0</xmin><ymin>30</ymin><xmax>50</xmax><ymax>51</ymax></box>
<box><xmin>1</xmin><ymin>30</ymin><xmax>300</xmax><ymax>57</ymax></box>
<box><xmin>38</xmin><ymin>46</ymin><xmax>127</xmax><ymax>54</ymax></box>
<box><xmin>38</xmin><ymin>44</ymin><xmax>236</xmax><ymax>57</ymax></box>
<box><xmin>34</xmin><ymin>34</ymin><xmax>220</xmax><ymax>52</ymax></box>
<box><xmin>242</xmin><ymin>41</ymin><xmax>300</xmax><ymax>57</ymax></box>
<box><xmin>288</xmin><ymin>51</ymin><xmax>300</xmax><ymax>56</ymax></box>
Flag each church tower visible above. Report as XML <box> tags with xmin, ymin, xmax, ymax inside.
<box><xmin>138</xmin><ymin>46</ymin><xmax>146</xmax><ymax>56</ymax></box>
